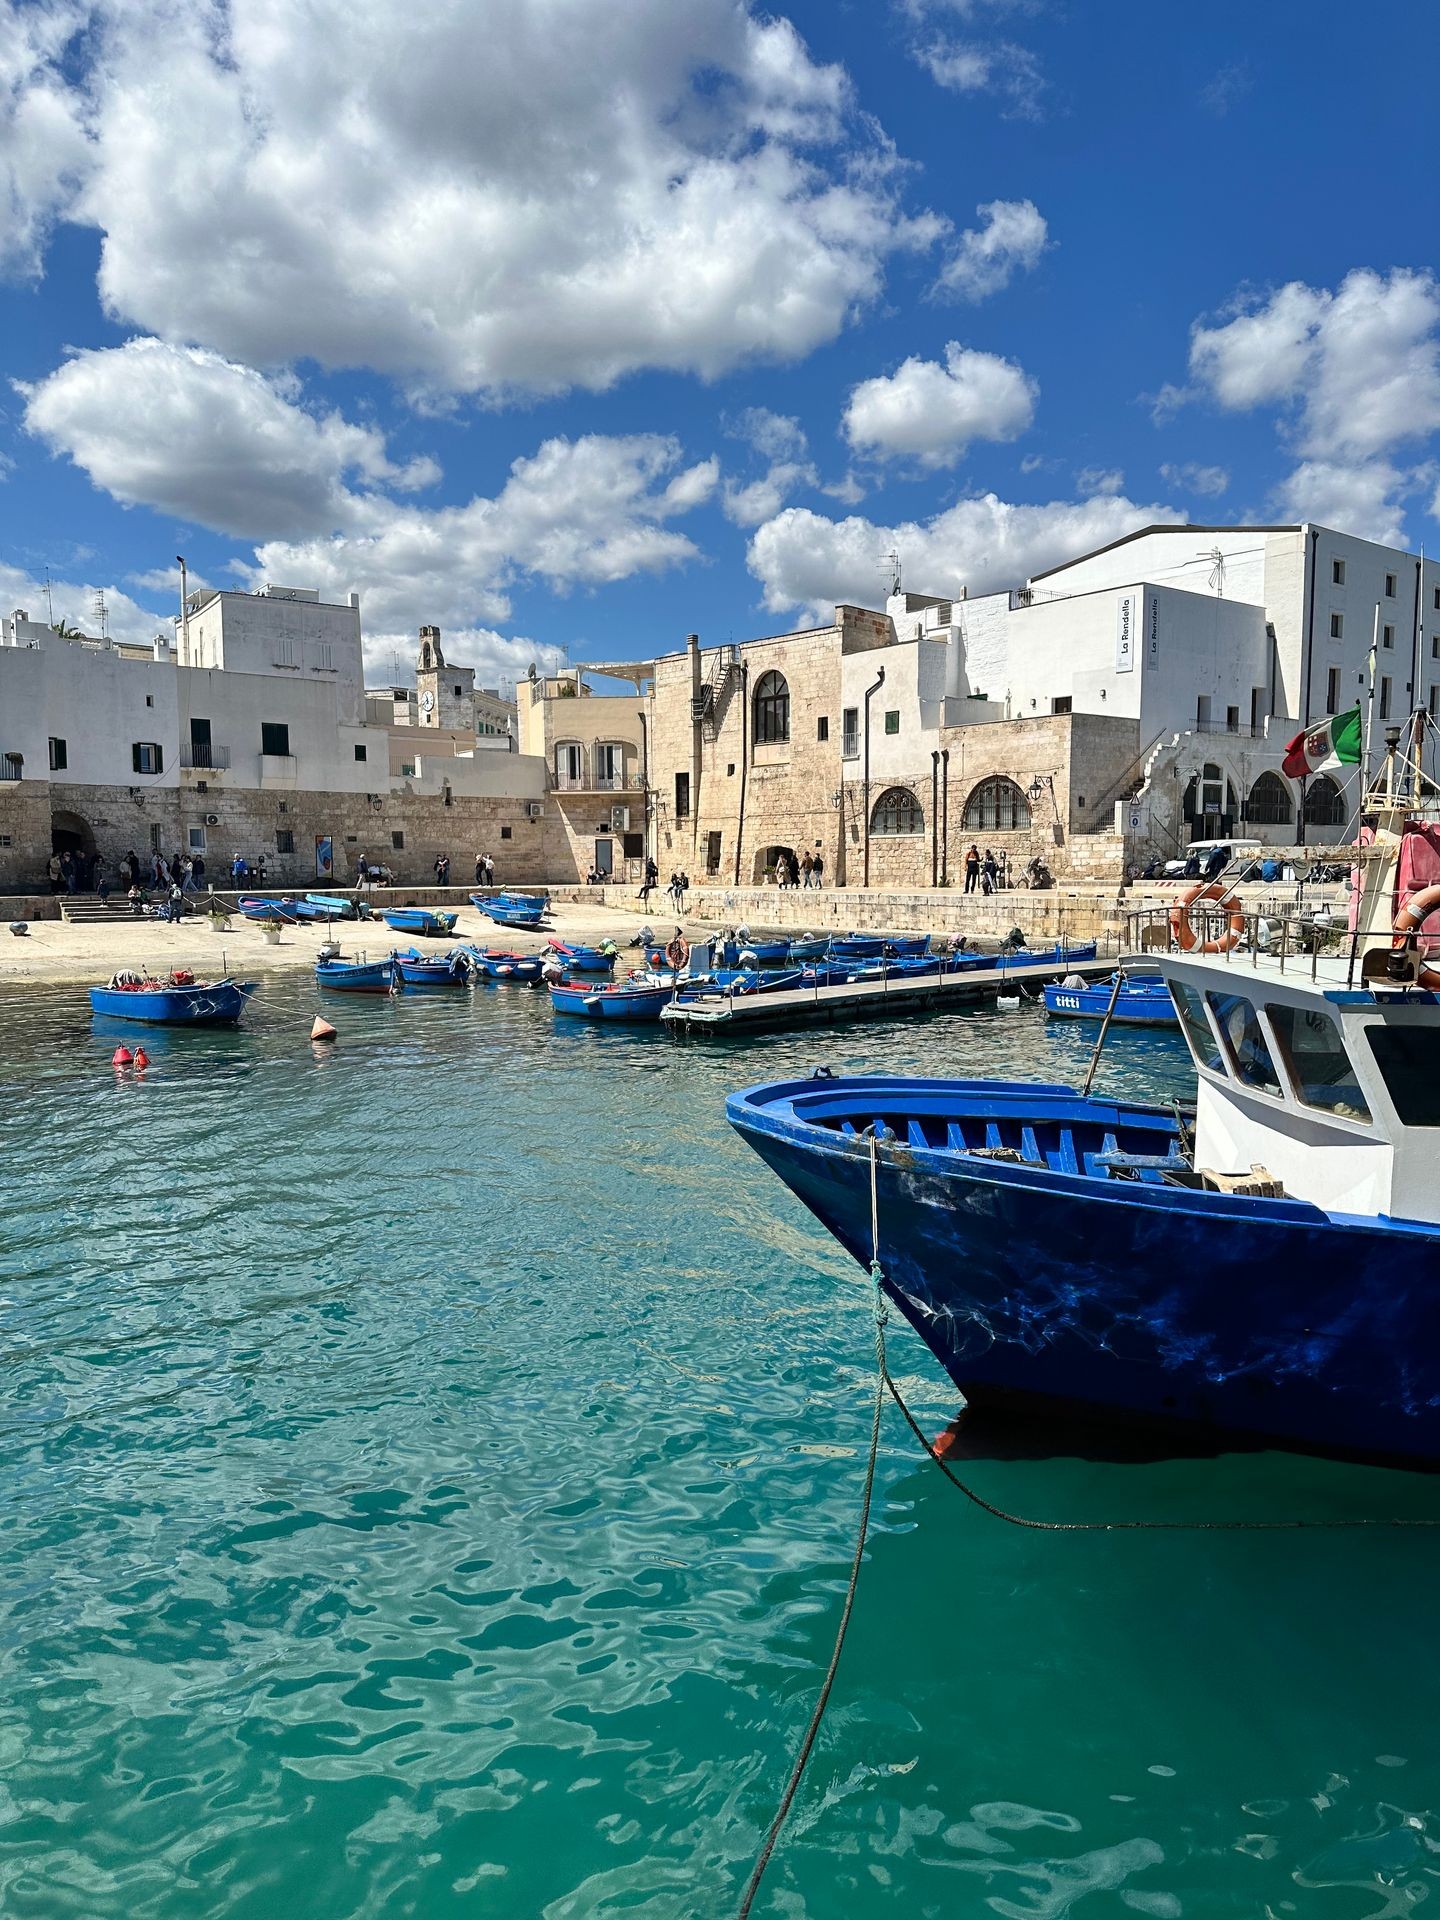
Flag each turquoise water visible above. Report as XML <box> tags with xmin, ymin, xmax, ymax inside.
<box><xmin>0</xmin><ymin>980</ymin><xmax>1436</xmax><ymax>1918</ymax></box>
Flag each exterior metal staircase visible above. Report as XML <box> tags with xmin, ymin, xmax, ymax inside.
<box><xmin>691</xmin><ymin>646</ymin><xmax>741</xmax><ymax>740</ymax></box>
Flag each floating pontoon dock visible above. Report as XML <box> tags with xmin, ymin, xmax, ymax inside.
<box><xmin>661</xmin><ymin>954</ymin><xmax>1116</xmax><ymax>1035</ymax></box>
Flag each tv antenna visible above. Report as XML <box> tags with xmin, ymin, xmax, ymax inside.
<box><xmin>44</xmin><ymin>567</ymin><xmax>54</xmax><ymax>627</ymax></box>
<box><xmin>878</xmin><ymin>548</ymin><xmax>902</xmax><ymax>597</ymax></box>
<box><xmin>1199</xmin><ymin>546</ymin><xmax>1225</xmax><ymax>596</ymax></box>
<box><xmin>91</xmin><ymin>588</ymin><xmax>109</xmax><ymax>639</ymax></box>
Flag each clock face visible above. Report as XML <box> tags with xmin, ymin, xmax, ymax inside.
<box><xmin>420</xmin><ymin>690</ymin><xmax>435</xmax><ymax>713</ymax></box>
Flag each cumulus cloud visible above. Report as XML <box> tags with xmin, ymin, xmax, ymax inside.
<box><xmin>935</xmin><ymin>198</ymin><xmax>1047</xmax><ymax>301</ymax></box>
<box><xmin>0</xmin><ymin>558</ymin><xmax>168</xmax><ymax>646</ymax></box>
<box><xmin>1074</xmin><ymin>466</ymin><xmax>1124</xmax><ymax>495</ymax></box>
<box><xmin>20</xmin><ymin>339</ymin><xmax>439</xmax><ymax>538</ymax></box>
<box><xmin>727</xmin><ymin>408</ymin><xmax>810</xmax><ymax>463</ymax></box>
<box><xmin>0</xmin><ymin>0</ymin><xmax>92</xmax><ymax>277</ymax></box>
<box><xmin>747</xmin><ymin>489</ymin><xmax>1183</xmax><ymax>616</ymax></box>
<box><xmin>1159</xmin><ymin>461</ymin><xmax>1229</xmax><ymax>497</ymax></box>
<box><xmin>912</xmin><ymin>36</ymin><xmax>1045</xmax><ymax>117</ymax></box>
<box><xmin>843</xmin><ymin>341</ymin><xmax>1036</xmax><ymax>467</ymax></box>
<box><xmin>29</xmin><ymin>0</ymin><xmax>939</xmax><ymax>398</ymax></box>
<box><xmin>1182</xmin><ymin>267</ymin><xmax>1440</xmax><ymax>543</ymax></box>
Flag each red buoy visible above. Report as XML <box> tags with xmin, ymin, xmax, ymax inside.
<box><xmin>111</xmin><ymin>1046</ymin><xmax>133</xmax><ymax>1068</ymax></box>
<box><xmin>310</xmin><ymin>1015</ymin><xmax>336</xmax><ymax>1042</ymax></box>
<box><xmin>132</xmin><ymin>1046</ymin><xmax>150</xmax><ymax>1070</ymax></box>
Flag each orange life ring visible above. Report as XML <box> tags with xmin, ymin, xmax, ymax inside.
<box><xmin>1392</xmin><ymin>882</ymin><xmax>1440</xmax><ymax>990</ymax></box>
<box><xmin>665</xmin><ymin>933</ymin><xmax>690</xmax><ymax>971</ymax></box>
<box><xmin>1169</xmin><ymin>880</ymin><xmax>1245</xmax><ymax>954</ymax></box>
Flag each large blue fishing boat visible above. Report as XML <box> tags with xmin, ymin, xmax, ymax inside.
<box><xmin>547</xmin><ymin>937</ymin><xmax>617</xmax><ymax>974</ymax></box>
<box><xmin>729</xmin><ymin>772</ymin><xmax>1440</xmax><ymax>1464</ymax></box>
<box><xmin>550</xmin><ymin>978</ymin><xmax>675</xmax><ymax>1020</ymax></box>
<box><xmin>90</xmin><ymin>972</ymin><xmax>258</xmax><ymax>1025</ymax></box>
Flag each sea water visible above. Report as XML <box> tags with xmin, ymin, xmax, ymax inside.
<box><xmin>0</xmin><ymin>981</ymin><xmax>1434</xmax><ymax>1918</ymax></box>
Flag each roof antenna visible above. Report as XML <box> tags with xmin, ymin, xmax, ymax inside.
<box><xmin>43</xmin><ymin>567</ymin><xmax>54</xmax><ymax>628</ymax></box>
<box><xmin>879</xmin><ymin>547</ymin><xmax>902</xmax><ymax>597</ymax></box>
<box><xmin>1201</xmin><ymin>546</ymin><xmax>1225</xmax><ymax>596</ymax></box>
<box><xmin>91</xmin><ymin>588</ymin><xmax>108</xmax><ymax>640</ymax></box>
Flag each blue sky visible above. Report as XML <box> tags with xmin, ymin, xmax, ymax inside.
<box><xmin>2</xmin><ymin>0</ymin><xmax>1437</xmax><ymax>688</ymax></box>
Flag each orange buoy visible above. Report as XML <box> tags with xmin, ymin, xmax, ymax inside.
<box><xmin>311</xmin><ymin>1015</ymin><xmax>337</xmax><ymax>1041</ymax></box>
<box><xmin>132</xmin><ymin>1046</ymin><xmax>150</xmax><ymax>1070</ymax></box>
<box><xmin>111</xmin><ymin>1046</ymin><xmax>133</xmax><ymax>1067</ymax></box>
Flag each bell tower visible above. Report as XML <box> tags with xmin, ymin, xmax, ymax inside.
<box><xmin>415</xmin><ymin>624</ymin><xmax>475</xmax><ymax>732</ymax></box>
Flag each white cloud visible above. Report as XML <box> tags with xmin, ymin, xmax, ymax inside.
<box><xmin>723</xmin><ymin>461</ymin><xmax>815</xmax><ymax>528</ymax></box>
<box><xmin>843</xmin><ymin>342</ymin><xmax>1036</xmax><ymax>467</ymax></box>
<box><xmin>0</xmin><ymin>558</ymin><xmax>168</xmax><ymax>646</ymax></box>
<box><xmin>36</xmin><ymin>0</ymin><xmax>938</xmax><ymax>398</ymax></box>
<box><xmin>1160</xmin><ymin>461</ymin><xmax>1229</xmax><ymax>497</ymax></box>
<box><xmin>935</xmin><ymin>198</ymin><xmax>1047</xmax><ymax>301</ymax></box>
<box><xmin>0</xmin><ymin>0</ymin><xmax>91</xmax><ymax>278</ymax></box>
<box><xmin>1074</xmin><ymin>466</ymin><xmax>1124</xmax><ymax>496</ymax></box>
<box><xmin>913</xmin><ymin>36</ymin><xmax>1045</xmax><ymax>117</ymax></box>
<box><xmin>747</xmin><ymin>489</ymin><xmax>1184</xmax><ymax>616</ymax></box>
<box><xmin>127</xmin><ymin>563</ymin><xmax>211</xmax><ymax>595</ymax></box>
<box><xmin>1184</xmin><ymin>268</ymin><xmax>1440</xmax><ymax>543</ymax></box>
<box><xmin>727</xmin><ymin>408</ymin><xmax>810</xmax><ymax>463</ymax></box>
<box><xmin>20</xmin><ymin>338</ymin><xmax>439</xmax><ymax>539</ymax></box>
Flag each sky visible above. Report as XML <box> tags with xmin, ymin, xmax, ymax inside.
<box><xmin>2</xmin><ymin>0</ymin><xmax>1438</xmax><ymax>692</ymax></box>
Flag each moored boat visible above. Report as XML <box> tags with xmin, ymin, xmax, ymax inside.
<box><xmin>546</xmin><ymin>937</ymin><xmax>617</xmax><ymax>974</ymax></box>
<box><xmin>237</xmin><ymin>895</ymin><xmax>300</xmax><ymax>923</ymax></box>
<box><xmin>550</xmin><ymin>977</ymin><xmax>675</xmax><ymax>1020</ymax></box>
<box><xmin>90</xmin><ymin>971</ymin><xmax>258</xmax><ymax>1025</ymax></box>
<box><xmin>305</xmin><ymin>892</ymin><xmax>359</xmax><ymax>919</ymax></box>
<box><xmin>315</xmin><ymin>955</ymin><xmax>396</xmax><ymax>993</ymax></box>
<box><xmin>1043</xmin><ymin>968</ymin><xmax>1178</xmax><ymax>1027</ymax></box>
<box><xmin>465</xmin><ymin>947</ymin><xmax>544</xmax><ymax>982</ymax></box>
<box><xmin>382</xmin><ymin>908</ymin><xmax>459</xmax><ymax>938</ymax></box>
<box><xmin>474</xmin><ymin>892</ymin><xmax>548</xmax><ymax>930</ymax></box>
<box><xmin>391</xmin><ymin>946</ymin><xmax>473</xmax><ymax>987</ymax></box>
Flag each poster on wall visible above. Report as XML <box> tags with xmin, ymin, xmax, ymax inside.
<box><xmin>1144</xmin><ymin>591</ymin><xmax>1160</xmax><ymax>672</ymax></box>
<box><xmin>1115</xmin><ymin>594</ymin><xmax>1135</xmax><ymax>673</ymax></box>
<box><xmin>315</xmin><ymin>834</ymin><xmax>334</xmax><ymax>880</ymax></box>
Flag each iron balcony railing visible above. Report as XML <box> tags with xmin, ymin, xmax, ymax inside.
<box><xmin>180</xmin><ymin>743</ymin><xmax>230</xmax><ymax>770</ymax></box>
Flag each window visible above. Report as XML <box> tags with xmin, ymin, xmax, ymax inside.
<box><xmin>188</xmin><ymin>826</ymin><xmax>207</xmax><ymax>852</ymax></box>
<box><xmin>1431</xmin><ymin>636</ymin><xmax>1439</xmax><ymax>660</ymax></box>
<box><xmin>841</xmin><ymin>707</ymin><xmax>859</xmax><ymax>758</ymax></box>
<box><xmin>1170</xmin><ymin>979</ymin><xmax>1225</xmax><ymax>1075</ymax></box>
<box><xmin>675</xmin><ymin>771</ymin><xmax>690</xmax><ymax>819</ymax></box>
<box><xmin>274</xmin><ymin>638</ymin><xmax>295</xmax><ymax>668</ymax></box>
<box><xmin>557</xmin><ymin>742</ymin><xmax>582</xmax><ymax>785</ymax></box>
<box><xmin>500</xmin><ymin>825</ymin><xmax>512</xmax><ymax>840</ymax></box>
<box><xmin>1196</xmin><ymin>694</ymin><xmax>1212</xmax><ymax>726</ymax></box>
<box><xmin>275</xmin><ymin>829</ymin><xmax>294</xmax><ymax>854</ymax></box>
<box><xmin>595</xmin><ymin>743</ymin><xmax>623</xmax><ymax>787</ymax></box>
<box><xmin>1326</xmin><ymin>667</ymin><xmax>1341</xmax><ymax>714</ymax></box>
<box><xmin>132</xmin><ymin>741</ymin><xmax>163</xmax><ymax>774</ymax></box>
<box><xmin>1385</xmin><ymin>572</ymin><xmax>1397</xmax><ymax>598</ymax></box>
<box><xmin>1226</xmin><ymin>706</ymin><xmax>1240</xmax><ymax>732</ymax></box>
<box><xmin>318</xmin><ymin>643</ymin><xmax>334</xmax><ymax>671</ymax></box>
<box><xmin>1434</xmin><ymin>587</ymin><xmax>1440</xmax><ymax>612</ymax></box>
<box><xmin>1383</xmin><ymin>623</ymin><xmax>1395</xmax><ymax>650</ymax></box>
<box><xmin>816</xmin><ymin>715</ymin><xmax>829</xmax><ymax>743</ymax></box>
<box><xmin>623</xmin><ymin>833</ymin><xmax>645</xmax><ymax>859</ymax></box>
<box><xmin>0</xmin><ymin>752</ymin><xmax>21</xmax><ymax>782</ymax></box>
<box><xmin>883</xmin><ymin>709</ymin><xmax>900</xmax><ymax>736</ymax></box>
<box><xmin>1303</xmin><ymin>774</ymin><xmax>1346</xmax><ymax>827</ymax></box>
<box><xmin>145</xmin><ymin>694</ymin><xmax>154</xmax><ymax>708</ymax></box>
<box><xmin>354</xmin><ymin>743</ymin><xmax>367</xmax><ymax>762</ymax></box>
<box><xmin>753</xmin><ymin>670</ymin><xmax>790</xmax><ymax>745</ymax></box>
<box><xmin>1430</xmin><ymin>687</ymin><xmax>1439</xmax><ymax>718</ymax></box>
<box><xmin>705</xmin><ymin>829</ymin><xmax>723</xmax><ymax>874</ymax></box>
<box><xmin>1246</xmin><ymin>771</ymin><xmax>1293</xmax><ymax>826</ymax></box>
<box><xmin>393</xmin><ymin>688</ymin><xmax>408</xmax><ymax>703</ymax></box>
<box><xmin>1330</xmin><ymin>612</ymin><xmax>1344</xmax><ymax>639</ymax></box>
<box><xmin>1332</xmin><ymin>558</ymin><xmax>1346</xmax><ymax>585</ymax></box>
<box><xmin>1052</xmin><ymin>696</ymin><xmax>1072</xmax><ymax>716</ymax></box>
<box><xmin>261</xmin><ymin>722</ymin><xmax>290</xmax><ymax>757</ymax></box>
<box><xmin>400</xmin><ymin>762</ymin><xmax>416</xmax><ymax>778</ymax></box>
<box><xmin>1205</xmin><ymin>990</ymin><xmax>1282</xmax><ymax>1097</ymax></box>
<box><xmin>963</xmin><ymin>776</ymin><xmax>1032</xmax><ymax>833</ymax></box>
<box><xmin>1267</xmin><ymin>1004</ymin><xmax>1371</xmax><ymax>1122</ymax></box>
<box><xmin>870</xmin><ymin>786</ymin><xmax>924</xmax><ymax>835</ymax></box>
<box><xmin>453</xmin><ymin>684</ymin><xmax>462</xmax><ymax>698</ymax></box>
<box><xmin>391</xmin><ymin>830</ymin><xmax>405</xmax><ymax>850</ymax></box>
<box><xmin>1380</xmin><ymin>676</ymin><xmax>1392</xmax><ymax>719</ymax></box>
<box><xmin>1366</xmin><ymin>1027</ymin><xmax>1440</xmax><ymax>1126</ymax></box>
<box><xmin>48</xmin><ymin>736</ymin><xmax>67</xmax><ymax>771</ymax></box>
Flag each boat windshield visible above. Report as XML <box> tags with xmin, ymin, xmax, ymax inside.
<box><xmin>1169</xmin><ymin>979</ymin><xmax>1224</xmax><ymax>1074</ymax></box>
<box><xmin>1365</xmin><ymin>1026</ymin><xmax>1440</xmax><ymax>1126</ymax></box>
<box><xmin>1205</xmin><ymin>989</ymin><xmax>1283</xmax><ymax>1097</ymax></box>
<box><xmin>1266</xmin><ymin>1003</ymin><xmax>1373</xmax><ymax>1123</ymax></box>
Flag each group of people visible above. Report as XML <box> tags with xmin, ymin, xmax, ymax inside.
<box><xmin>44</xmin><ymin>848</ymin><xmax>98</xmax><ymax>894</ymax></box>
<box><xmin>635</xmin><ymin>859</ymin><xmax>690</xmax><ymax>907</ymax></box>
<box><xmin>473</xmin><ymin>852</ymin><xmax>496</xmax><ymax>887</ymax></box>
<box><xmin>228</xmin><ymin>853</ymin><xmax>268</xmax><ymax>886</ymax></box>
<box><xmin>962</xmin><ymin>845</ymin><xmax>1010</xmax><ymax>894</ymax></box>
<box><xmin>774</xmin><ymin>850</ymin><xmax>824</xmax><ymax>889</ymax></box>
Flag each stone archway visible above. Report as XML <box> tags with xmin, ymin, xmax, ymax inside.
<box><xmin>50</xmin><ymin>809</ymin><xmax>96</xmax><ymax>858</ymax></box>
<box><xmin>753</xmin><ymin>843</ymin><xmax>797</xmax><ymax>885</ymax></box>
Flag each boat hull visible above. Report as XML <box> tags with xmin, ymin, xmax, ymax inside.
<box><xmin>1043</xmin><ymin>981</ymin><xmax>1178</xmax><ymax>1027</ymax></box>
<box><xmin>89</xmin><ymin>981</ymin><xmax>256</xmax><ymax>1025</ymax></box>
<box><xmin>728</xmin><ymin>1076</ymin><xmax>1440</xmax><ymax>1463</ymax></box>
<box><xmin>315</xmin><ymin>960</ymin><xmax>395</xmax><ymax>993</ymax></box>
<box><xmin>382</xmin><ymin>910</ymin><xmax>458</xmax><ymax>938</ymax></box>
<box><xmin>550</xmin><ymin>982</ymin><xmax>672</xmax><ymax>1020</ymax></box>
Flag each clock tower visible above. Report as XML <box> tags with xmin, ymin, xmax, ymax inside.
<box><xmin>415</xmin><ymin>624</ymin><xmax>475</xmax><ymax>732</ymax></box>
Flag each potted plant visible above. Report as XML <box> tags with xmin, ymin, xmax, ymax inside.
<box><xmin>256</xmin><ymin>914</ymin><xmax>283</xmax><ymax>946</ymax></box>
<box><xmin>208</xmin><ymin>904</ymin><xmax>232</xmax><ymax>933</ymax></box>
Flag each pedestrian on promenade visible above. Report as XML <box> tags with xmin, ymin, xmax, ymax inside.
<box><xmin>474</xmin><ymin>853</ymin><xmax>484</xmax><ymax>886</ymax></box>
<box><xmin>192</xmin><ymin>852</ymin><xmax>205</xmax><ymax>889</ymax></box>
<box><xmin>182</xmin><ymin>857</ymin><xmax>199</xmax><ymax>894</ymax></box>
<box><xmin>801</xmin><ymin>852</ymin><xmax>814</xmax><ymax>887</ymax></box>
<box><xmin>982</xmin><ymin>848</ymin><xmax>998</xmax><ymax>894</ymax></box>
<box><xmin>964</xmin><ymin>844</ymin><xmax>981</xmax><ymax>893</ymax></box>
<box><xmin>812</xmin><ymin>850</ymin><xmax>824</xmax><ymax>888</ymax></box>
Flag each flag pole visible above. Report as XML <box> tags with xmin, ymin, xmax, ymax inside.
<box><xmin>1361</xmin><ymin>603</ymin><xmax>1379</xmax><ymax>804</ymax></box>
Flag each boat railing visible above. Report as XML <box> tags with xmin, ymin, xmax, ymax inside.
<box><xmin>1123</xmin><ymin>896</ymin><xmax>1432</xmax><ymax>989</ymax></box>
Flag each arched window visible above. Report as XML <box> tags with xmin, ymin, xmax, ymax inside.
<box><xmin>963</xmin><ymin>776</ymin><xmax>1032</xmax><ymax>832</ymax></box>
<box><xmin>870</xmin><ymin>786</ymin><xmax>924</xmax><ymax>835</ymax></box>
<box><xmin>1247</xmin><ymin>771</ymin><xmax>1293</xmax><ymax>826</ymax></box>
<box><xmin>753</xmin><ymin>670</ymin><xmax>790</xmax><ymax>744</ymax></box>
<box><xmin>1303</xmin><ymin>774</ymin><xmax>1347</xmax><ymax>828</ymax></box>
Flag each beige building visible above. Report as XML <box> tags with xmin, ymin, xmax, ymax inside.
<box><xmin>517</xmin><ymin>665</ymin><xmax>649</xmax><ymax>880</ymax></box>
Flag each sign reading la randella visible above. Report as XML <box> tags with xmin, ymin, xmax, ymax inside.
<box><xmin>1145</xmin><ymin>592</ymin><xmax>1159</xmax><ymax>670</ymax></box>
<box><xmin>1115</xmin><ymin>593</ymin><xmax>1134</xmax><ymax>672</ymax></box>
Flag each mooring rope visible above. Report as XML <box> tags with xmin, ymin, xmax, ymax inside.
<box><xmin>735</xmin><ymin>1133</ymin><xmax>1440</xmax><ymax>1915</ymax></box>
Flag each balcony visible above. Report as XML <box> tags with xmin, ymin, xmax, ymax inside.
<box><xmin>180</xmin><ymin>743</ymin><xmax>230</xmax><ymax>771</ymax></box>
<box><xmin>259</xmin><ymin>753</ymin><xmax>298</xmax><ymax>789</ymax></box>
<box><xmin>553</xmin><ymin>770</ymin><xmax>639</xmax><ymax>794</ymax></box>
<box><xmin>0</xmin><ymin>757</ymin><xmax>22</xmax><ymax>783</ymax></box>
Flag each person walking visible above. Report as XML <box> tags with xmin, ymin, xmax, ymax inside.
<box><xmin>812</xmin><ymin>850</ymin><xmax>824</xmax><ymax>888</ymax></box>
<box><xmin>800</xmin><ymin>852</ymin><xmax>814</xmax><ymax>888</ymax></box>
<box><xmin>981</xmin><ymin>848</ymin><xmax>998</xmax><ymax>895</ymax></box>
<box><xmin>964</xmin><ymin>844</ymin><xmax>981</xmax><ymax>894</ymax></box>
<box><xmin>182</xmin><ymin>856</ymin><xmax>198</xmax><ymax>895</ymax></box>
<box><xmin>191</xmin><ymin>851</ymin><xmax>205</xmax><ymax>890</ymax></box>
<box><xmin>474</xmin><ymin>853</ymin><xmax>484</xmax><ymax>887</ymax></box>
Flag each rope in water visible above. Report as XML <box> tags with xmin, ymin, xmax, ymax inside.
<box><xmin>735</xmin><ymin>1133</ymin><xmax>1440</xmax><ymax>1915</ymax></box>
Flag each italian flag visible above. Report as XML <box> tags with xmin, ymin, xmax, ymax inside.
<box><xmin>1282</xmin><ymin>706</ymin><xmax>1363</xmax><ymax>779</ymax></box>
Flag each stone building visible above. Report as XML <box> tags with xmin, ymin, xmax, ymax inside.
<box><xmin>517</xmin><ymin>665</ymin><xmax>648</xmax><ymax>880</ymax></box>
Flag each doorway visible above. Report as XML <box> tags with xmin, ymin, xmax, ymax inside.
<box><xmin>594</xmin><ymin>837</ymin><xmax>614</xmax><ymax>878</ymax></box>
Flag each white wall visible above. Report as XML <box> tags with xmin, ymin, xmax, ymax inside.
<box><xmin>0</xmin><ymin>630</ymin><xmax>181</xmax><ymax>787</ymax></box>
<box><xmin>179</xmin><ymin>587</ymin><xmax>365</xmax><ymax>723</ymax></box>
<box><xmin>839</xmin><ymin>636</ymin><xmax>948</xmax><ymax>782</ymax></box>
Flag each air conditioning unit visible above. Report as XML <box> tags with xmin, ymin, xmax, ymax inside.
<box><xmin>205</xmin><ymin>813</ymin><xmax>219</xmax><ymax>826</ymax></box>
<box><xmin>610</xmin><ymin>805</ymin><xmax>630</xmax><ymax>832</ymax></box>
<box><xmin>525</xmin><ymin>800</ymin><xmax>544</xmax><ymax>819</ymax></box>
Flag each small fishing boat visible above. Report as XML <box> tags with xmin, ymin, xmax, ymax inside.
<box><xmin>731</xmin><ymin>938</ymin><xmax>792</xmax><ymax>967</ymax></box>
<box><xmin>547</xmin><ymin>937</ymin><xmax>617</xmax><ymax>975</ymax></box>
<box><xmin>785</xmin><ymin>935</ymin><xmax>829</xmax><ymax>962</ymax></box>
<box><xmin>237</xmin><ymin>895</ymin><xmax>300</xmax><ymax>923</ymax></box>
<box><xmin>392</xmin><ymin>946</ymin><xmax>473</xmax><ymax>987</ymax></box>
<box><xmin>999</xmin><ymin>939</ymin><xmax>1098</xmax><ymax>967</ymax></box>
<box><xmin>474</xmin><ymin>892</ymin><xmax>548</xmax><ymax>930</ymax></box>
<box><xmin>90</xmin><ymin>971</ymin><xmax>257</xmax><ymax>1025</ymax></box>
<box><xmin>305</xmin><ymin>892</ymin><xmax>358</xmax><ymax>920</ymax></box>
<box><xmin>315</xmin><ymin>955</ymin><xmax>396</xmax><ymax>994</ymax></box>
<box><xmin>1043</xmin><ymin>969</ymin><xmax>1178</xmax><ymax>1027</ymax></box>
<box><xmin>730</xmin><ymin>747</ymin><xmax>1440</xmax><ymax>1463</ymax></box>
<box><xmin>382</xmin><ymin>908</ymin><xmax>459</xmax><ymax>938</ymax></box>
<box><xmin>550</xmin><ymin>978</ymin><xmax>675</xmax><ymax>1021</ymax></box>
<box><xmin>465</xmin><ymin>947</ymin><xmax>544</xmax><ymax>982</ymax></box>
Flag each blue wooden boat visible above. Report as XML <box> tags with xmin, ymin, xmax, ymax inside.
<box><xmin>1043</xmin><ymin>969</ymin><xmax>1178</xmax><ymax>1027</ymax></box>
<box><xmin>315</xmin><ymin>956</ymin><xmax>395</xmax><ymax>993</ymax></box>
<box><xmin>464</xmin><ymin>947</ymin><xmax>544</xmax><ymax>982</ymax></box>
<box><xmin>305</xmin><ymin>892</ymin><xmax>358</xmax><ymax>919</ymax></box>
<box><xmin>828</xmin><ymin>933</ymin><xmax>886</xmax><ymax>960</ymax></box>
<box><xmin>90</xmin><ymin>973</ymin><xmax>257</xmax><ymax>1025</ymax></box>
<box><xmin>731</xmin><ymin>938</ymin><xmax>792</xmax><ymax>966</ymax></box>
<box><xmin>547</xmin><ymin>938</ymin><xmax>617</xmax><ymax>975</ymax></box>
<box><xmin>1000</xmin><ymin>939</ymin><xmax>1098</xmax><ymax>967</ymax></box>
<box><xmin>474</xmin><ymin>893</ymin><xmax>548</xmax><ymax>930</ymax></box>
<box><xmin>728</xmin><ymin>811</ymin><xmax>1440</xmax><ymax>1463</ymax></box>
<box><xmin>237</xmin><ymin>895</ymin><xmax>300</xmax><ymax>923</ymax></box>
<box><xmin>382</xmin><ymin>908</ymin><xmax>459</xmax><ymax>938</ymax></box>
<box><xmin>550</xmin><ymin>979</ymin><xmax>674</xmax><ymax>1020</ymax></box>
<box><xmin>785</xmin><ymin>935</ymin><xmax>829</xmax><ymax>962</ymax></box>
<box><xmin>391</xmin><ymin>946</ymin><xmax>473</xmax><ymax>987</ymax></box>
